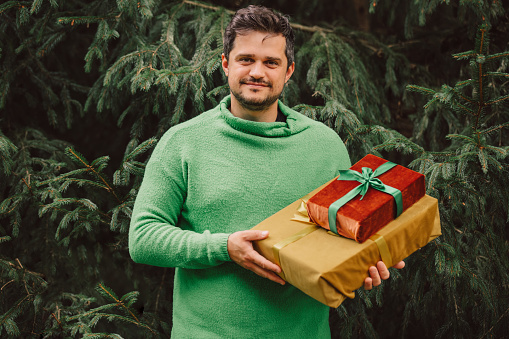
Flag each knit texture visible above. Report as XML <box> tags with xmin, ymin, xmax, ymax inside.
<box><xmin>129</xmin><ymin>96</ymin><xmax>351</xmax><ymax>338</ymax></box>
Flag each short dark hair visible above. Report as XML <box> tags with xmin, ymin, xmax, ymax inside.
<box><xmin>223</xmin><ymin>5</ymin><xmax>295</xmax><ymax>68</ymax></box>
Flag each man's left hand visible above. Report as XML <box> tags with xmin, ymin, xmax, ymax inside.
<box><xmin>364</xmin><ymin>260</ymin><xmax>406</xmax><ymax>290</ymax></box>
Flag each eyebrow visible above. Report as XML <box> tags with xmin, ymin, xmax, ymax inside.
<box><xmin>265</xmin><ymin>56</ymin><xmax>282</xmax><ymax>62</ymax></box>
<box><xmin>235</xmin><ymin>54</ymin><xmax>282</xmax><ymax>62</ymax></box>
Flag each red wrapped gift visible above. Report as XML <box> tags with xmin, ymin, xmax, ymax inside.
<box><xmin>306</xmin><ymin>154</ymin><xmax>425</xmax><ymax>243</ymax></box>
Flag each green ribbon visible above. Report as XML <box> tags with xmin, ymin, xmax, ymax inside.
<box><xmin>327</xmin><ymin>161</ymin><xmax>403</xmax><ymax>235</ymax></box>
<box><xmin>272</xmin><ymin>225</ymin><xmax>319</xmax><ymax>281</ymax></box>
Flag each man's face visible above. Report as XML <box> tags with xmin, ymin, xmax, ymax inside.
<box><xmin>222</xmin><ymin>31</ymin><xmax>295</xmax><ymax>113</ymax></box>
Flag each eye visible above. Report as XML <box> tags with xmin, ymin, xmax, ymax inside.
<box><xmin>238</xmin><ymin>57</ymin><xmax>253</xmax><ymax>63</ymax></box>
<box><xmin>265</xmin><ymin>60</ymin><xmax>279</xmax><ymax>68</ymax></box>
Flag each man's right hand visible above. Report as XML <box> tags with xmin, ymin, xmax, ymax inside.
<box><xmin>227</xmin><ymin>230</ymin><xmax>286</xmax><ymax>285</ymax></box>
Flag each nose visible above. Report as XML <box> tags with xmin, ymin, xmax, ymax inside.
<box><xmin>249</xmin><ymin>61</ymin><xmax>265</xmax><ymax>79</ymax></box>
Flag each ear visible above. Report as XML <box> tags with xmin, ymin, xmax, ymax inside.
<box><xmin>221</xmin><ymin>54</ymin><xmax>229</xmax><ymax>77</ymax></box>
<box><xmin>285</xmin><ymin>62</ymin><xmax>295</xmax><ymax>83</ymax></box>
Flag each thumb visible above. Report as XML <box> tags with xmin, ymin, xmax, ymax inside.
<box><xmin>242</xmin><ymin>230</ymin><xmax>269</xmax><ymax>241</ymax></box>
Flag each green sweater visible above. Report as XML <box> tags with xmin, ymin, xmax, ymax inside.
<box><xmin>129</xmin><ymin>96</ymin><xmax>351</xmax><ymax>338</ymax></box>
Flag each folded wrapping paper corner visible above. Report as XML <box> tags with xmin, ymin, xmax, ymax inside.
<box><xmin>306</xmin><ymin>154</ymin><xmax>426</xmax><ymax>243</ymax></box>
<box><xmin>252</xmin><ymin>178</ymin><xmax>441</xmax><ymax>308</ymax></box>
<box><xmin>291</xmin><ymin>193</ymin><xmax>317</xmax><ymax>224</ymax></box>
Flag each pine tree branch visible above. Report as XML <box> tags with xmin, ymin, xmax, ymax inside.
<box><xmin>94</xmin><ymin>283</ymin><xmax>158</xmax><ymax>335</ymax></box>
<box><xmin>0</xmin><ymin>197</ymin><xmax>21</xmax><ymax>216</ymax></box>
<box><xmin>105</xmin><ymin>49</ymin><xmax>155</xmax><ymax>85</ymax></box>
<box><xmin>478</xmin><ymin>28</ymin><xmax>486</xmax><ymax>54</ymax></box>
<box><xmin>42</xmin><ymin>205</ymin><xmax>110</xmax><ymax>226</ymax></box>
<box><xmin>406</xmin><ymin>85</ymin><xmax>435</xmax><ymax>94</ymax></box>
<box><xmin>453</xmin><ymin>51</ymin><xmax>477</xmax><ymax>59</ymax></box>
<box><xmin>8</xmin><ymin>259</ymin><xmax>45</xmax><ymax>278</ymax></box>
<box><xmin>475</xmin><ymin>27</ymin><xmax>487</xmax><ymax>132</ymax></box>
<box><xmin>0</xmin><ymin>1</ymin><xmax>30</xmax><ymax>15</ymax></box>
<box><xmin>485</xmin><ymin>94</ymin><xmax>509</xmax><ymax>105</ymax></box>
<box><xmin>485</xmin><ymin>51</ymin><xmax>509</xmax><ymax>61</ymax></box>
<box><xmin>183</xmin><ymin>0</ymin><xmax>226</xmax><ymax>13</ymax></box>
<box><xmin>50</xmin><ymin>312</ymin><xmax>63</xmax><ymax>332</ymax></box>
<box><xmin>97</xmin><ymin>283</ymin><xmax>139</xmax><ymax>323</ymax></box>
<box><xmin>321</xmin><ymin>32</ymin><xmax>335</xmax><ymax>100</ymax></box>
<box><xmin>61</xmin><ymin>178</ymin><xmax>109</xmax><ymax>191</ymax></box>
<box><xmin>66</xmin><ymin>149</ymin><xmax>121</xmax><ymax>203</ymax></box>
<box><xmin>151</xmin><ymin>2</ymin><xmax>186</xmax><ymax>71</ymax></box>
<box><xmin>451</xmin><ymin>88</ymin><xmax>474</xmax><ymax>104</ymax></box>
<box><xmin>480</xmin><ymin>122</ymin><xmax>509</xmax><ymax>135</ymax></box>
<box><xmin>0</xmin><ymin>294</ymin><xmax>33</xmax><ymax>326</ymax></box>
<box><xmin>479</xmin><ymin>306</ymin><xmax>509</xmax><ymax>339</ymax></box>
<box><xmin>93</xmin><ymin>313</ymin><xmax>156</xmax><ymax>334</ymax></box>
<box><xmin>57</xmin><ymin>16</ymin><xmax>120</xmax><ymax>26</ymax></box>
<box><xmin>354</xmin><ymin>86</ymin><xmax>362</xmax><ymax>114</ymax></box>
<box><xmin>476</xmin><ymin>62</ymin><xmax>484</xmax><ymax>127</ymax></box>
<box><xmin>1</xmin><ymin>279</ymin><xmax>15</xmax><ymax>291</ymax></box>
<box><xmin>485</xmin><ymin>72</ymin><xmax>509</xmax><ymax>79</ymax></box>
<box><xmin>21</xmin><ymin>177</ymin><xmax>34</xmax><ymax>196</ymax></box>
<box><xmin>456</xmin><ymin>79</ymin><xmax>475</xmax><ymax>87</ymax></box>
<box><xmin>291</xmin><ymin>23</ymin><xmax>333</xmax><ymax>33</ymax></box>
<box><xmin>454</xmin><ymin>101</ymin><xmax>476</xmax><ymax>116</ymax></box>
<box><xmin>15</xmin><ymin>258</ymin><xmax>32</xmax><ymax>295</ymax></box>
<box><xmin>182</xmin><ymin>0</ymin><xmax>333</xmax><ymax>33</ymax></box>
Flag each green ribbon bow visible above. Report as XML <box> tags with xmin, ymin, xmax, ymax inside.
<box><xmin>327</xmin><ymin>161</ymin><xmax>403</xmax><ymax>235</ymax></box>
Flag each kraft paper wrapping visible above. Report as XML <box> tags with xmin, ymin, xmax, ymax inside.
<box><xmin>252</xmin><ymin>181</ymin><xmax>441</xmax><ymax>308</ymax></box>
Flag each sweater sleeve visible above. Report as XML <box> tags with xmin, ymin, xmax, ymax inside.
<box><xmin>128</xmin><ymin>132</ymin><xmax>232</xmax><ymax>269</ymax></box>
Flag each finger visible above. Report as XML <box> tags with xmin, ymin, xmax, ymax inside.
<box><xmin>242</xmin><ymin>230</ymin><xmax>270</xmax><ymax>241</ymax></box>
<box><xmin>376</xmin><ymin>261</ymin><xmax>390</xmax><ymax>280</ymax></box>
<box><xmin>245</xmin><ymin>261</ymin><xmax>286</xmax><ymax>285</ymax></box>
<box><xmin>250</xmin><ymin>250</ymin><xmax>281</xmax><ymax>273</ymax></box>
<box><xmin>369</xmin><ymin>266</ymin><xmax>382</xmax><ymax>286</ymax></box>
<box><xmin>393</xmin><ymin>260</ymin><xmax>406</xmax><ymax>269</ymax></box>
<box><xmin>364</xmin><ymin>277</ymin><xmax>373</xmax><ymax>290</ymax></box>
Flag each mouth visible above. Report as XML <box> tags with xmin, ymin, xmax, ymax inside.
<box><xmin>240</xmin><ymin>79</ymin><xmax>271</xmax><ymax>88</ymax></box>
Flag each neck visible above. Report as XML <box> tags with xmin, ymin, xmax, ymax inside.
<box><xmin>229</xmin><ymin>97</ymin><xmax>279</xmax><ymax>122</ymax></box>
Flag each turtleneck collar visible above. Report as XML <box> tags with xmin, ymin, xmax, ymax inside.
<box><xmin>219</xmin><ymin>95</ymin><xmax>309</xmax><ymax>138</ymax></box>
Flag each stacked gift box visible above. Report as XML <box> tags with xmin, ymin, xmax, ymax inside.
<box><xmin>252</xmin><ymin>154</ymin><xmax>441</xmax><ymax>308</ymax></box>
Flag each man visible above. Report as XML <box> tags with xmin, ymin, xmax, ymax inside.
<box><xmin>129</xmin><ymin>5</ymin><xmax>404</xmax><ymax>338</ymax></box>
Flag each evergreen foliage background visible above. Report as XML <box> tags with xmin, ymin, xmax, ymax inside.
<box><xmin>1</xmin><ymin>0</ymin><xmax>508</xmax><ymax>337</ymax></box>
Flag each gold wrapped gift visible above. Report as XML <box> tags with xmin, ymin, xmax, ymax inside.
<box><xmin>252</xmin><ymin>180</ymin><xmax>441</xmax><ymax>308</ymax></box>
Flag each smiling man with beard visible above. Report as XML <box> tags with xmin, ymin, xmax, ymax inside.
<box><xmin>129</xmin><ymin>5</ymin><xmax>404</xmax><ymax>338</ymax></box>
<box><xmin>222</xmin><ymin>29</ymin><xmax>294</xmax><ymax>122</ymax></box>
